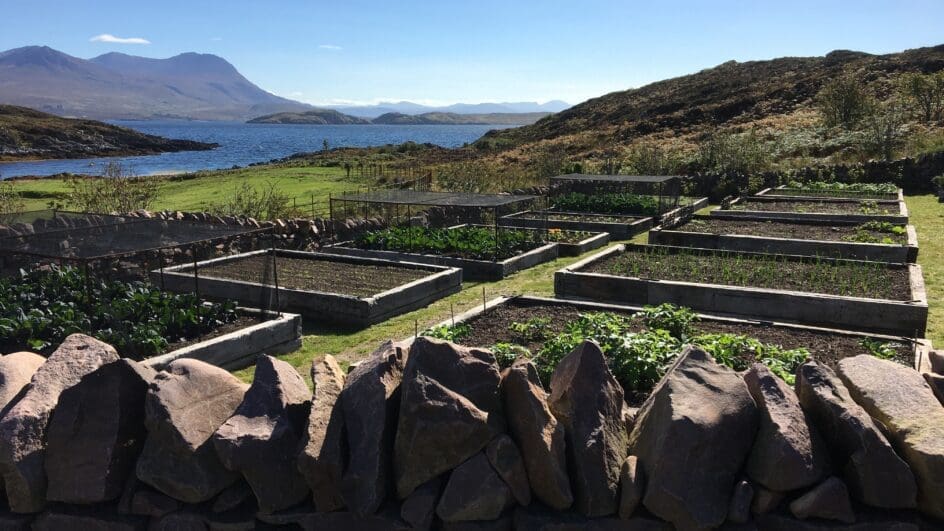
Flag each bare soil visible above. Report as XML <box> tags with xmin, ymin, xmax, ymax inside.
<box><xmin>198</xmin><ymin>254</ymin><xmax>430</xmax><ymax>298</ymax></box>
<box><xmin>730</xmin><ymin>199</ymin><xmax>898</xmax><ymax>214</ymax></box>
<box><xmin>677</xmin><ymin>218</ymin><xmax>907</xmax><ymax>244</ymax></box>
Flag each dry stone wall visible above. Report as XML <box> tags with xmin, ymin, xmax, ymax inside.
<box><xmin>0</xmin><ymin>334</ymin><xmax>942</xmax><ymax>530</ymax></box>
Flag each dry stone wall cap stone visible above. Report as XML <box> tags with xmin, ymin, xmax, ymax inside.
<box><xmin>923</xmin><ymin>372</ymin><xmax>944</xmax><ymax>405</ymax></box>
<box><xmin>135</xmin><ymin>358</ymin><xmax>248</xmax><ymax>504</ymax></box>
<box><xmin>45</xmin><ymin>359</ymin><xmax>155</xmax><ymax>504</ymax></box>
<box><xmin>548</xmin><ymin>340</ymin><xmax>628</xmax><ymax>518</ymax></box>
<box><xmin>0</xmin><ymin>333</ymin><xmax>118</xmax><ymax>513</ymax></box>
<box><xmin>628</xmin><ymin>345</ymin><xmax>758</xmax><ymax>530</ymax></box>
<box><xmin>836</xmin><ymin>355</ymin><xmax>944</xmax><ymax>520</ymax></box>
<box><xmin>499</xmin><ymin>359</ymin><xmax>572</xmax><ymax>510</ymax></box>
<box><xmin>795</xmin><ymin>361</ymin><xmax>917</xmax><ymax>509</ymax></box>
<box><xmin>297</xmin><ymin>354</ymin><xmax>347</xmax><ymax>512</ymax></box>
<box><xmin>743</xmin><ymin>363</ymin><xmax>829</xmax><ymax>491</ymax></box>
<box><xmin>339</xmin><ymin>340</ymin><xmax>408</xmax><ymax>516</ymax></box>
<box><xmin>0</xmin><ymin>352</ymin><xmax>45</xmax><ymax>415</ymax></box>
<box><xmin>212</xmin><ymin>355</ymin><xmax>311</xmax><ymax>514</ymax></box>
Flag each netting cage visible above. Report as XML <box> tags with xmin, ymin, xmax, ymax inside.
<box><xmin>328</xmin><ymin>189</ymin><xmax>549</xmax><ymax>261</ymax></box>
<box><xmin>547</xmin><ymin>174</ymin><xmax>690</xmax><ymax>217</ymax></box>
<box><xmin>0</xmin><ymin>210</ymin><xmax>286</xmax><ymax>356</ymax></box>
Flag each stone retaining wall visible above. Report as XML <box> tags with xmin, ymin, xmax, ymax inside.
<box><xmin>0</xmin><ymin>333</ymin><xmax>942</xmax><ymax>529</ymax></box>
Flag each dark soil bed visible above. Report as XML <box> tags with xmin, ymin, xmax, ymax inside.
<box><xmin>163</xmin><ymin>315</ymin><xmax>268</xmax><ymax>352</ymax></box>
<box><xmin>198</xmin><ymin>255</ymin><xmax>430</xmax><ymax>297</ymax></box>
<box><xmin>583</xmin><ymin>247</ymin><xmax>911</xmax><ymax>300</ymax></box>
<box><xmin>459</xmin><ymin>301</ymin><xmax>913</xmax><ymax>403</ymax></box>
<box><xmin>676</xmin><ymin>218</ymin><xmax>908</xmax><ymax>244</ymax></box>
<box><xmin>767</xmin><ymin>189</ymin><xmax>897</xmax><ymax>201</ymax></box>
<box><xmin>730</xmin><ymin>199</ymin><xmax>898</xmax><ymax>215</ymax></box>
<box><xmin>540</xmin><ymin>212</ymin><xmax>645</xmax><ymax>222</ymax></box>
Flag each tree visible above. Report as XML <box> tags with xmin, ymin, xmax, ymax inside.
<box><xmin>899</xmin><ymin>71</ymin><xmax>944</xmax><ymax>123</ymax></box>
<box><xmin>816</xmin><ymin>75</ymin><xmax>874</xmax><ymax>130</ymax></box>
<box><xmin>862</xmin><ymin>103</ymin><xmax>906</xmax><ymax>161</ymax></box>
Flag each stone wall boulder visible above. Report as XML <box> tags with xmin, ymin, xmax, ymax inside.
<box><xmin>135</xmin><ymin>359</ymin><xmax>248</xmax><ymax>504</ymax></box>
<box><xmin>743</xmin><ymin>363</ymin><xmax>828</xmax><ymax>491</ymax></box>
<box><xmin>297</xmin><ymin>355</ymin><xmax>347</xmax><ymax>512</ymax></box>
<box><xmin>0</xmin><ymin>352</ymin><xmax>44</xmax><ymax>414</ymax></box>
<box><xmin>789</xmin><ymin>476</ymin><xmax>855</xmax><ymax>524</ymax></box>
<box><xmin>795</xmin><ymin>361</ymin><xmax>917</xmax><ymax>509</ymax></box>
<box><xmin>485</xmin><ymin>435</ymin><xmax>531</xmax><ymax>507</ymax></box>
<box><xmin>0</xmin><ymin>334</ymin><xmax>118</xmax><ymax>513</ymax></box>
<box><xmin>628</xmin><ymin>346</ymin><xmax>758</xmax><ymax>530</ymax></box>
<box><xmin>340</xmin><ymin>340</ymin><xmax>408</xmax><ymax>516</ymax></box>
<box><xmin>212</xmin><ymin>355</ymin><xmax>311</xmax><ymax>514</ymax></box>
<box><xmin>548</xmin><ymin>341</ymin><xmax>627</xmax><ymax>517</ymax></box>
<box><xmin>836</xmin><ymin>355</ymin><xmax>944</xmax><ymax>519</ymax></box>
<box><xmin>395</xmin><ymin>337</ymin><xmax>501</xmax><ymax>499</ymax></box>
<box><xmin>500</xmin><ymin>359</ymin><xmax>572</xmax><ymax>510</ymax></box>
<box><xmin>436</xmin><ymin>452</ymin><xmax>514</xmax><ymax>523</ymax></box>
<box><xmin>45</xmin><ymin>359</ymin><xmax>155</xmax><ymax>504</ymax></box>
<box><xmin>923</xmin><ymin>372</ymin><xmax>944</xmax><ymax>405</ymax></box>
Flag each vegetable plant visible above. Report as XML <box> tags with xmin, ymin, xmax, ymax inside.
<box><xmin>422</xmin><ymin>322</ymin><xmax>472</xmax><ymax>342</ymax></box>
<box><xmin>633</xmin><ymin>303</ymin><xmax>699</xmax><ymax>340</ymax></box>
<box><xmin>353</xmin><ymin>226</ymin><xmax>544</xmax><ymax>261</ymax></box>
<box><xmin>552</xmin><ymin>192</ymin><xmax>660</xmax><ymax>216</ymax></box>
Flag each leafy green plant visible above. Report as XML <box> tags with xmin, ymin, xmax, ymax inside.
<box><xmin>633</xmin><ymin>303</ymin><xmax>699</xmax><ymax>340</ymax></box>
<box><xmin>859</xmin><ymin>338</ymin><xmax>897</xmax><ymax>360</ymax></box>
<box><xmin>422</xmin><ymin>322</ymin><xmax>472</xmax><ymax>342</ymax></box>
<box><xmin>552</xmin><ymin>192</ymin><xmax>659</xmax><ymax>216</ymax></box>
<box><xmin>784</xmin><ymin>181</ymin><xmax>897</xmax><ymax>194</ymax></box>
<box><xmin>509</xmin><ymin>317</ymin><xmax>553</xmax><ymax>342</ymax></box>
<box><xmin>0</xmin><ymin>266</ymin><xmax>238</xmax><ymax>359</ymax></box>
<box><xmin>490</xmin><ymin>342</ymin><xmax>532</xmax><ymax>369</ymax></box>
<box><xmin>354</xmin><ymin>226</ymin><xmax>544</xmax><ymax>261</ymax></box>
<box><xmin>691</xmin><ymin>333</ymin><xmax>809</xmax><ymax>384</ymax></box>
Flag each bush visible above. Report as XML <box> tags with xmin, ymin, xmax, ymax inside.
<box><xmin>816</xmin><ymin>75</ymin><xmax>875</xmax><ymax>131</ymax></box>
<box><xmin>0</xmin><ymin>181</ymin><xmax>25</xmax><ymax>215</ymax></box>
<box><xmin>208</xmin><ymin>181</ymin><xmax>294</xmax><ymax>220</ymax></box>
<box><xmin>693</xmin><ymin>130</ymin><xmax>772</xmax><ymax>174</ymax></box>
<box><xmin>66</xmin><ymin>162</ymin><xmax>161</xmax><ymax>213</ymax></box>
<box><xmin>898</xmin><ymin>71</ymin><xmax>944</xmax><ymax>123</ymax></box>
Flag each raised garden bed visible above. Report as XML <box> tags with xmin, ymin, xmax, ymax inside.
<box><xmin>421</xmin><ymin>295</ymin><xmax>930</xmax><ymax>406</ymax></box>
<box><xmin>651</xmin><ymin>215</ymin><xmax>918</xmax><ymax>262</ymax></box>
<box><xmin>499</xmin><ymin>210</ymin><xmax>653</xmax><ymax>239</ymax></box>
<box><xmin>154</xmin><ymin>249</ymin><xmax>462</xmax><ymax>327</ymax></box>
<box><xmin>555</xmin><ymin>244</ymin><xmax>928</xmax><ymax>337</ymax></box>
<box><xmin>714</xmin><ymin>196</ymin><xmax>908</xmax><ymax>224</ymax></box>
<box><xmin>323</xmin><ymin>225</ymin><xmax>559</xmax><ymax>281</ymax></box>
<box><xmin>548</xmin><ymin>229</ymin><xmax>611</xmax><ymax>256</ymax></box>
<box><xmin>144</xmin><ymin>307</ymin><xmax>302</xmax><ymax>371</ymax></box>
<box><xmin>758</xmin><ymin>184</ymin><xmax>902</xmax><ymax>201</ymax></box>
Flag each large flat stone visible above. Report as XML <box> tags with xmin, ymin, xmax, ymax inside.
<box><xmin>795</xmin><ymin>361</ymin><xmax>917</xmax><ymax>510</ymax></box>
<box><xmin>45</xmin><ymin>359</ymin><xmax>154</xmax><ymax>504</ymax></box>
<box><xmin>837</xmin><ymin>355</ymin><xmax>944</xmax><ymax>519</ymax></box>
<box><xmin>297</xmin><ymin>355</ymin><xmax>347</xmax><ymax>512</ymax></box>
<box><xmin>0</xmin><ymin>334</ymin><xmax>118</xmax><ymax>512</ymax></box>
<box><xmin>0</xmin><ymin>352</ymin><xmax>44</xmax><ymax>414</ymax></box>
<box><xmin>628</xmin><ymin>346</ymin><xmax>758</xmax><ymax>530</ymax></box>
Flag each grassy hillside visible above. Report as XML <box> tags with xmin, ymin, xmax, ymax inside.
<box><xmin>0</xmin><ymin>105</ymin><xmax>216</xmax><ymax>162</ymax></box>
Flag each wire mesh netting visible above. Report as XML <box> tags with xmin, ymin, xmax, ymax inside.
<box><xmin>548</xmin><ymin>174</ymin><xmax>688</xmax><ymax>216</ymax></box>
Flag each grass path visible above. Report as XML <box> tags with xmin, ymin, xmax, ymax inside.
<box><xmin>905</xmin><ymin>195</ymin><xmax>943</xmax><ymax>347</ymax></box>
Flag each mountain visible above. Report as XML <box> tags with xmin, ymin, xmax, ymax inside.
<box><xmin>0</xmin><ymin>105</ymin><xmax>216</xmax><ymax>162</ymax></box>
<box><xmin>327</xmin><ymin>100</ymin><xmax>571</xmax><ymax>118</ymax></box>
<box><xmin>247</xmin><ymin>109</ymin><xmax>370</xmax><ymax>124</ymax></box>
<box><xmin>473</xmin><ymin>45</ymin><xmax>944</xmax><ymax>163</ymax></box>
<box><xmin>0</xmin><ymin>46</ymin><xmax>312</xmax><ymax>121</ymax></box>
<box><xmin>371</xmin><ymin>112</ymin><xmax>552</xmax><ymax>125</ymax></box>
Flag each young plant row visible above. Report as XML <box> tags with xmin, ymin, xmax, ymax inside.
<box><xmin>842</xmin><ymin>220</ymin><xmax>907</xmax><ymax>244</ymax></box>
<box><xmin>552</xmin><ymin>191</ymin><xmax>660</xmax><ymax>216</ymax></box>
<box><xmin>595</xmin><ymin>246</ymin><xmax>906</xmax><ymax>300</ymax></box>
<box><xmin>782</xmin><ymin>180</ymin><xmax>898</xmax><ymax>197</ymax></box>
<box><xmin>352</xmin><ymin>226</ymin><xmax>547</xmax><ymax>261</ymax></box>
<box><xmin>425</xmin><ymin>304</ymin><xmax>899</xmax><ymax>401</ymax></box>
<box><xmin>0</xmin><ymin>266</ymin><xmax>238</xmax><ymax>359</ymax></box>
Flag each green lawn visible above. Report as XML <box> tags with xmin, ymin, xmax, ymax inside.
<box><xmin>9</xmin><ymin>165</ymin><xmax>363</xmax><ymax>213</ymax></box>
<box><xmin>905</xmin><ymin>195</ymin><xmax>944</xmax><ymax>347</ymax></box>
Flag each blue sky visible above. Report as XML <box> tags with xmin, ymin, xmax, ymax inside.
<box><xmin>2</xmin><ymin>0</ymin><xmax>943</xmax><ymax>106</ymax></box>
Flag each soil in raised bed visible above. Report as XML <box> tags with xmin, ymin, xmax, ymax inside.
<box><xmin>767</xmin><ymin>189</ymin><xmax>897</xmax><ymax>201</ymax></box>
<box><xmin>538</xmin><ymin>212</ymin><xmax>646</xmax><ymax>223</ymax></box>
<box><xmin>730</xmin><ymin>199</ymin><xmax>898</xmax><ymax>215</ymax></box>
<box><xmin>458</xmin><ymin>301</ymin><xmax>913</xmax><ymax>405</ymax></box>
<box><xmin>583</xmin><ymin>247</ymin><xmax>912</xmax><ymax>300</ymax></box>
<box><xmin>198</xmin><ymin>255</ymin><xmax>430</xmax><ymax>298</ymax></box>
<box><xmin>162</xmin><ymin>315</ymin><xmax>269</xmax><ymax>353</ymax></box>
<box><xmin>677</xmin><ymin>218</ymin><xmax>908</xmax><ymax>244</ymax></box>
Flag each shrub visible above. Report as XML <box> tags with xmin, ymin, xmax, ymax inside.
<box><xmin>66</xmin><ymin>162</ymin><xmax>161</xmax><ymax>213</ymax></box>
<box><xmin>816</xmin><ymin>75</ymin><xmax>875</xmax><ymax>130</ymax></box>
<box><xmin>898</xmin><ymin>71</ymin><xmax>944</xmax><ymax>123</ymax></box>
<box><xmin>693</xmin><ymin>130</ymin><xmax>772</xmax><ymax>174</ymax></box>
<box><xmin>0</xmin><ymin>181</ymin><xmax>25</xmax><ymax>215</ymax></box>
<box><xmin>208</xmin><ymin>181</ymin><xmax>294</xmax><ymax>220</ymax></box>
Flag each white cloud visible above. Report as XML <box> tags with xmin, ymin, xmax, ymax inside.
<box><xmin>210</xmin><ymin>37</ymin><xmax>223</xmax><ymax>42</ymax></box>
<box><xmin>318</xmin><ymin>44</ymin><xmax>342</xmax><ymax>50</ymax></box>
<box><xmin>89</xmin><ymin>33</ymin><xmax>151</xmax><ymax>45</ymax></box>
<box><xmin>290</xmin><ymin>91</ymin><xmax>304</xmax><ymax>97</ymax></box>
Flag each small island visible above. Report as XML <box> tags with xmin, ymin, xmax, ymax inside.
<box><xmin>0</xmin><ymin>105</ymin><xmax>218</xmax><ymax>162</ymax></box>
<box><xmin>247</xmin><ymin>109</ymin><xmax>370</xmax><ymax>125</ymax></box>
<box><xmin>246</xmin><ymin>109</ymin><xmax>552</xmax><ymax>126</ymax></box>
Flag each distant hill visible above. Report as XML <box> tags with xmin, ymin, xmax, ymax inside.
<box><xmin>0</xmin><ymin>105</ymin><xmax>216</xmax><ymax>162</ymax></box>
<box><xmin>327</xmin><ymin>100</ymin><xmax>571</xmax><ymax>118</ymax></box>
<box><xmin>475</xmin><ymin>45</ymin><xmax>944</xmax><ymax>162</ymax></box>
<box><xmin>371</xmin><ymin>112</ymin><xmax>552</xmax><ymax>125</ymax></box>
<box><xmin>247</xmin><ymin>109</ymin><xmax>370</xmax><ymax>124</ymax></box>
<box><xmin>0</xmin><ymin>46</ymin><xmax>312</xmax><ymax>121</ymax></box>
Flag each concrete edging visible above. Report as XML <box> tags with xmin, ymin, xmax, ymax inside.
<box><xmin>321</xmin><ymin>241</ymin><xmax>559</xmax><ymax>281</ymax></box>
<box><xmin>650</xmin><ymin>216</ymin><xmax>918</xmax><ymax>263</ymax></box>
<box><xmin>153</xmin><ymin>249</ymin><xmax>462</xmax><ymax>328</ymax></box>
<box><xmin>554</xmin><ymin>244</ymin><xmax>929</xmax><ymax>337</ymax></box>
<box><xmin>143</xmin><ymin>308</ymin><xmax>302</xmax><ymax>371</ymax></box>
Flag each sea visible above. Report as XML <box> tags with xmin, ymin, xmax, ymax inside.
<box><xmin>0</xmin><ymin>120</ymin><xmax>509</xmax><ymax>179</ymax></box>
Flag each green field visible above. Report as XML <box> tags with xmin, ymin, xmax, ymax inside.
<box><xmin>9</xmin><ymin>165</ymin><xmax>363</xmax><ymax>214</ymax></box>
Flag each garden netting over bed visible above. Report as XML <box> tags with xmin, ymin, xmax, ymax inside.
<box><xmin>548</xmin><ymin>173</ymin><xmax>690</xmax><ymax>216</ymax></box>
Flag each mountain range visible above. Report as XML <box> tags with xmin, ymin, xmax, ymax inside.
<box><xmin>248</xmin><ymin>110</ymin><xmax>551</xmax><ymax>125</ymax></box>
<box><xmin>0</xmin><ymin>46</ymin><xmax>570</xmax><ymax>122</ymax></box>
